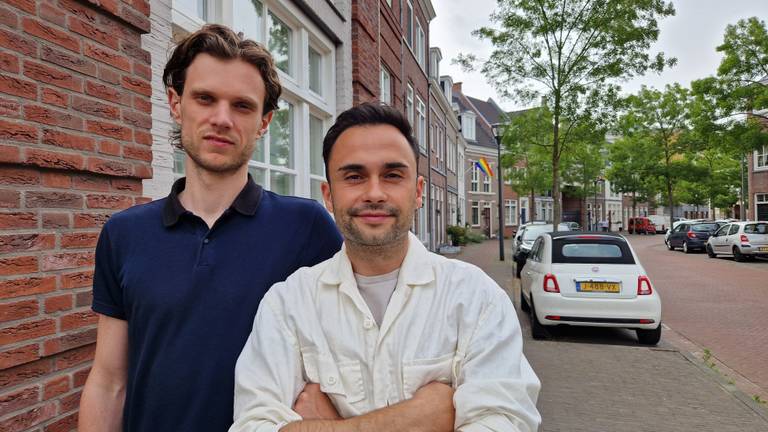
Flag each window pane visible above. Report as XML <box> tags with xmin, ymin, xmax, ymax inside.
<box><xmin>270</xmin><ymin>171</ymin><xmax>294</xmax><ymax>196</ymax></box>
<box><xmin>233</xmin><ymin>0</ymin><xmax>263</xmax><ymax>42</ymax></box>
<box><xmin>311</xmin><ymin>178</ymin><xmax>324</xmax><ymax>203</ymax></box>
<box><xmin>248</xmin><ymin>165</ymin><xmax>266</xmax><ymax>187</ymax></box>
<box><xmin>176</xmin><ymin>0</ymin><xmax>207</xmax><ymax>20</ymax></box>
<box><xmin>251</xmin><ymin>135</ymin><xmax>265</xmax><ymax>162</ymax></box>
<box><xmin>309</xmin><ymin>47</ymin><xmax>322</xmax><ymax>95</ymax></box>
<box><xmin>270</xmin><ymin>100</ymin><xmax>294</xmax><ymax>168</ymax></box>
<box><xmin>310</xmin><ymin>115</ymin><xmax>324</xmax><ymax>176</ymax></box>
<box><xmin>268</xmin><ymin>13</ymin><xmax>292</xmax><ymax>75</ymax></box>
<box><xmin>173</xmin><ymin>148</ymin><xmax>186</xmax><ymax>175</ymax></box>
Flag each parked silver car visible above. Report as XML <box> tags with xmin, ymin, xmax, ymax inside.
<box><xmin>706</xmin><ymin>221</ymin><xmax>768</xmax><ymax>261</ymax></box>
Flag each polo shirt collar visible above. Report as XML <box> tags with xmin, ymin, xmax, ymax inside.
<box><xmin>162</xmin><ymin>175</ymin><xmax>263</xmax><ymax>227</ymax></box>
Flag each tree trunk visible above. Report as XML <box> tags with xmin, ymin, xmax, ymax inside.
<box><xmin>552</xmin><ymin>109</ymin><xmax>561</xmax><ymax>232</ymax></box>
<box><xmin>667</xmin><ymin>179</ymin><xmax>674</xmax><ymax>222</ymax></box>
<box><xmin>632</xmin><ymin>191</ymin><xmax>637</xmax><ymax>218</ymax></box>
<box><xmin>530</xmin><ymin>189</ymin><xmax>535</xmax><ymax>222</ymax></box>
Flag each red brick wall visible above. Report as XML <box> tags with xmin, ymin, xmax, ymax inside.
<box><xmin>0</xmin><ymin>1</ymin><xmax>151</xmax><ymax>430</ymax></box>
<box><xmin>748</xmin><ymin>152</ymin><xmax>768</xmax><ymax>220</ymax></box>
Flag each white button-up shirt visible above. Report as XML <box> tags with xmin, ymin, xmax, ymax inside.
<box><xmin>231</xmin><ymin>233</ymin><xmax>541</xmax><ymax>432</ymax></box>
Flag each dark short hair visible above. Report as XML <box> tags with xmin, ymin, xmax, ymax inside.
<box><xmin>163</xmin><ymin>24</ymin><xmax>282</xmax><ymax>149</ymax></box>
<box><xmin>322</xmin><ymin>103</ymin><xmax>419</xmax><ymax>180</ymax></box>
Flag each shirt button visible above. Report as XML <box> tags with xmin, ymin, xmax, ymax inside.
<box><xmin>363</xmin><ymin>318</ymin><xmax>374</xmax><ymax>329</ymax></box>
<box><xmin>203</xmin><ymin>238</ymin><xmax>210</xmax><ymax>244</ymax></box>
<box><xmin>327</xmin><ymin>376</ymin><xmax>337</xmax><ymax>385</ymax></box>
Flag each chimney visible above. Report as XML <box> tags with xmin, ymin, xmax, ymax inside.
<box><xmin>453</xmin><ymin>82</ymin><xmax>462</xmax><ymax>93</ymax></box>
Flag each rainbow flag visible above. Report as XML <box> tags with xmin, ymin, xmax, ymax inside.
<box><xmin>476</xmin><ymin>158</ymin><xmax>494</xmax><ymax>177</ymax></box>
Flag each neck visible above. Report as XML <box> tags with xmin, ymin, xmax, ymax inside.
<box><xmin>179</xmin><ymin>162</ymin><xmax>248</xmax><ymax>228</ymax></box>
<box><xmin>346</xmin><ymin>235</ymin><xmax>409</xmax><ymax>276</ymax></box>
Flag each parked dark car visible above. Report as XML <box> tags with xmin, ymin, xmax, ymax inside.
<box><xmin>666</xmin><ymin>221</ymin><xmax>720</xmax><ymax>253</ymax></box>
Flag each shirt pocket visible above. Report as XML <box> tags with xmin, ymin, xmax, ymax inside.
<box><xmin>301</xmin><ymin>349</ymin><xmax>366</xmax><ymax>404</ymax></box>
<box><xmin>401</xmin><ymin>352</ymin><xmax>455</xmax><ymax>400</ymax></box>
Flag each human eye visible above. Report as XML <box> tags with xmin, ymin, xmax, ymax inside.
<box><xmin>195</xmin><ymin>94</ymin><xmax>213</xmax><ymax>104</ymax></box>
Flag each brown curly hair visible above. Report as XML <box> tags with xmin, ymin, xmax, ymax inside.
<box><xmin>163</xmin><ymin>24</ymin><xmax>282</xmax><ymax>149</ymax></box>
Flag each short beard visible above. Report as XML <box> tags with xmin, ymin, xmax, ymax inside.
<box><xmin>181</xmin><ymin>130</ymin><xmax>254</xmax><ymax>175</ymax></box>
<box><xmin>338</xmin><ymin>203</ymin><xmax>410</xmax><ymax>253</ymax></box>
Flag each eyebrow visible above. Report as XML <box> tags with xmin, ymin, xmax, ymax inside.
<box><xmin>188</xmin><ymin>89</ymin><xmax>260</xmax><ymax>108</ymax></box>
<box><xmin>337</xmin><ymin>162</ymin><xmax>410</xmax><ymax>172</ymax></box>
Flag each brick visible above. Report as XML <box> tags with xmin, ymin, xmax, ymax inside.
<box><xmin>43</xmin><ymin>376</ymin><xmax>70</xmax><ymax>400</ymax></box>
<box><xmin>3</xmin><ymin>0</ymin><xmax>35</xmax><ymax>14</ymax></box>
<box><xmin>72</xmin><ymin>366</ymin><xmax>90</xmax><ymax>387</ymax></box>
<box><xmin>0</xmin><ymin>189</ymin><xmax>21</xmax><ymax>208</ymax></box>
<box><xmin>39</xmin><ymin>2</ymin><xmax>66</xmax><ymax>27</ymax></box>
<box><xmin>42</xmin><ymin>129</ymin><xmax>96</xmax><ymax>152</ymax></box>
<box><xmin>88</xmin><ymin>0</ymin><xmax>119</xmax><ymax>14</ymax></box>
<box><xmin>68</xmin><ymin>16</ymin><xmax>119</xmax><ymax>50</ymax></box>
<box><xmin>131</xmin><ymin>0</ymin><xmax>150</xmax><ymax>17</ymax></box>
<box><xmin>24</xmin><ymin>60</ymin><xmax>83</xmax><ymax>92</ymax></box>
<box><xmin>0</xmin><ymin>234</ymin><xmax>55</xmax><ymax>253</ymax></box>
<box><xmin>41</xmin><ymin>45</ymin><xmax>98</xmax><ymax>78</ymax></box>
<box><xmin>0</xmin><ymin>166</ymin><xmax>39</xmax><ymax>185</ymax></box>
<box><xmin>42</xmin><ymin>213</ymin><xmax>70</xmax><ymax>229</ymax></box>
<box><xmin>117</xmin><ymin>4</ymin><xmax>150</xmax><ymax>33</ymax></box>
<box><xmin>74</xmin><ymin>213</ymin><xmax>109</xmax><ymax>229</ymax></box>
<box><xmin>120</xmin><ymin>40</ymin><xmax>150</xmax><ymax>64</ymax></box>
<box><xmin>98</xmin><ymin>140</ymin><xmax>121</xmax><ymax>156</ymax></box>
<box><xmin>134</xmin><ymin>196</ymin><xmax>151</xmax><ymax>205</ymax></box>
<box><xmin>0</xmin><ymin>359</ymin><xmax>53</xmax><ymax>391</ymax></box>
<box><xmin>58</xmin><ymin>0</ymin><xmax>98</xmax><ymax>24</ymax></box>
<box><xmin>133</xmin><ymin>61</ymin><xmax>151</xmax><ymax>80</ymax></box>
<box><xmin>45</xmin><ymin>411</ymin><xmax>79</xmax><ymax>432</ymax></box>
<box><xmin>0</xmin><ymin>276</ymin><xmax>56</xmax><ymax>300</ymax></box>
<box><xmin>24</xmin><ymin>105</ymin><xmax>83</xmax><ymax>130</ymax></box>
<box><xmin>0</xmin><ymin>256</ymin><xmax>38</xmax><ymax>276</ymax></box>
<box><xmin>0</xmin><ymin>119</ymin><xmax>37</xmax><ymax>144</ymax></box>
<box><xmin>122</xmin><ymin>110</ymin><xmax>151</xmax><ymax>129</ymax></box>
<box><xmin>87</xmin><ymin>157</ymin><xmax>132</xmax><ymax>177</ymax></box>
<box><xmin>97</xmin><ymin>64</ymin><xmax>121</xmax><ymax>85</ymax></box>
<box><xmin>133</xmin><ymin>130</ymin><xmax>152</xmax><ymax>146</ymax></box>
<box><xmin>25</xmin><ymin>149</ymin><xmax>85</xmax><ymax>171</ymax></box>
<box><xmin>84</xmin><ymin>43</ymin><xmax>130</xmax><ymax>72</ymax></box>
<box><xmin>0</xmin><ymin>5</ymin><xmax>19</xmax><ymax>28</ymax></box>
<box><xmin>0</xmin><ymin>401</ymin><xmax>56</xmax><ymax>432</ymax></box>
<box><xmin>0</xmin><ymin>96</ymin><xmax>21</xmax><ymax>118</ymax></box>
<box><xmin>60</xmin><ymin>310</ymin><xmax>97</xmax><ymax>332</ymax></box>
<box><xmin>133</xmin><ymin>162</ymin><xmax>152</xmax><ymax>179</ymax></box>
<box><xmin>0</xmin><ymin>50</ymin><xmax>19</xmax><ymax>73</ymax></box>
<box><xmin>0</xmin><ymin>344</ymin><xmax>39</xmax><ymax>370</ymax></box>
<box><xmin>72</xmin><ymin>175</ymin><xmax>110</xmax><ymax>192</ymax></box>
<box><xmin>86</xmin><ymin>120</ymin><xmax>132</xmax><ymax>140</ymax></box>
<box><xmin>41</xmin><ymin>87</ymin><xmax>69</xmax><ymax>108</ymax></box>
<box><xmin>86</xmin><ymin>193</ymin><xmax>133</xmax><ymax>210</ymax></box>
<box><xmin>123</xmin><ymin>145</ymin><xmax>152</xmax><ymax>162</ymax></box>
<box><xmin>41</xmin><ymin>252</ymin><xmax>94</xmax><ymax>271</ymax></box>
<box><xmin>75</xmin><ymin>291</ymin><xmax>92</xmax><ymax>307</ymax></box>
<box><xmin>26</xmin><ymin>191</ymin><xmax>83</xmax><ymax>209</ymax></box>
<box><xmin>59</xmin><ymin>390</ymin><xmax>81</xmax><ymax>412</ymax></box>
<box><xmin>0</xmin><ymin>212</ymin><xmax>37</xmax><ymax>230</ymax></box>
<box><xmin>0</xmin><ymin>299</ymin><xmax>38</xmax><ymax>323</ymax></box>
<box><xmin>22</xmin><ymin>17</ymin><xmax>80</xmax><ymax>53</ymax></box>
<box><xmin>0</xmin><ymin>28</ymin><xmax>37</xmax><ymax>56</ymax></box>
<box><xmin>85</xmin><ymin>80</ymin><xmax>130</xmax><ymax>105</ymax></box>
<box><xmin>122</xmin><ymin>75</ymin><xmax>151</xmax><ymax>96</ymax></box>
<box><xmin>44</xmin><ymin>294</ymin><xmax>73</xmax><ymax>314</ymax></box>
<box><xmin>60</xmin><ymin>270</ymin><xmax>94</xmax><ymax>290</ymax></box>
<box><xmin>0</xmin><ymin>144</ymin><xmax>22</xmax><ymax>163</ymax></box>
<box><xmin>54</xmin><ymin>345</ymin><xmax>95</xmax><ymax>370</ymax></box>
<box><xmin>41</xmin><ymin>172</ymin><xmax>72</xmax><ymax>189</ymax></box>
<box><xmin>61</xmin><ymin>232</ymin><xmax>99</xmax><ymax>249</ymax></box>
<box><xmin>0</xmin><ymin>74</ymin><xmax>37</xmax><ymax>100</ymax></box>
<box><xmin>0</xmin><ymin>386</ymin><xmax>40</xmax><ymax>417</ymax></box>
<box><xmin>133</xmin><ymin>95</ymin><xmax>151</xmax><ymax>114</ymax></box>
<box><xmin>111</xmin><ymin>178</ymin><xmax>141</xmax><ymax>193</ymax></box>
<box><xmin>72</xmin><ymin>95</ymin><xmax>120</xmax><ymax>120</ymax></box>
<box><xmin>0</xmin><ymin>319</ymin><xmax>55</xmax><ymax>345</ymax></box>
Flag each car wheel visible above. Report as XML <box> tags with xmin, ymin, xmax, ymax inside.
<box><xmin>637</xmin><ymin>325</ymin><xmax>662</xmax><ymax>345</ymax></box>
<box><xmin>667</xmin><ymin>240</ymin><xmax>675</xmax><ymax>251</ymax></box>
<box><xmin>529</xmin><ymin>298</ymin><xmax>548</xmax><ymax>340</ymax></box>
<box><xmin>515</xmin><ymin>259</ymin><xmax>523</xmax><ymax>278</ymax></box>
<box><xmin>733</xmin><ymin>246</ymin><xmax>746</xmax><ymax>262</ymax></box>
<box><xmin>519</xmin><ymin>287</ymin><xmax>530</xmax><ymax>312</ymax></box>
<box><xmin>683</xmin><ymin>241</ymin><xmax>692</xmax><ymax>254</ymax></box>
<box><xmin>706</xmin><ymin>245</ymin><xmax>717</xmax><ymax>258</ymax></box>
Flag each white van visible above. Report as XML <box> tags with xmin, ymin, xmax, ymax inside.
<box><xmin>646</xmin><ymin>215</ymin><xmax>671</xmax><ymax>233</ymax></box>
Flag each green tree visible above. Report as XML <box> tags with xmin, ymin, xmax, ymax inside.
<box><xmin>606</xmin><ymin>134</ymin><xmax>657</xmax><ymax>219</ymax></box>
<box><xmin>561</xmin><ymin>121</ymin><xmax>606</xmax><ymax>227</ymax></box>
<box><xmin>457</xmin><ymin>0</ymin><xmax>675</xmax><ymax>230</ymax></box>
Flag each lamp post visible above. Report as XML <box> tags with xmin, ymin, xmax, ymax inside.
<box><xmin>492</xmin><ymin>123</ymin><xmax>504</xmax><ymax>261</ymax></box>
<box><xmin>593</xmin><ymin>177</ymin><xmax>604</xmax><ymax>231</ymax></box>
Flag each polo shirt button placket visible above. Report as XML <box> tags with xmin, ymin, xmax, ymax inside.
<box><xmin>363</xmin><ymin>317</ymin><xmax>374</xmax><ymax>330</ymax></box>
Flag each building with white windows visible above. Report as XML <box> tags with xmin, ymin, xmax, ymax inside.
<box><xmin>144</xmin><ymin>0</ymin><xmax>352</xmax><ymax>201</ymax></box>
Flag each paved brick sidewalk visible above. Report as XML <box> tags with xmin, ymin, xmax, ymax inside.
<box><xmin>451</xmin><ymin>239</ymin><xmax>768</xmax><ymax>432</ymax></box>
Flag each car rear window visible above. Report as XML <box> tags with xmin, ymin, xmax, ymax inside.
<box><xmin>552</xmin><ymin>238</ymin><xmax>636</xmax><ymax>264</ymax></box>
<box><xmin>744</xmin><ymin>223</ymin><xmax>768</xmax><ymax>234</ymax></box>
<box><xmin>692</xmin><ymin>223</ymin><xmax>718</xmax><ymax>232</ymax></box>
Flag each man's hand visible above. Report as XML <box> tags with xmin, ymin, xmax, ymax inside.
<box><xmin>408</xmin><ymin>382</ymin><xmax>455</xmax><ymax>432</ymax></box>
<box><xmin>294</xmin><ymin>383</ymin><xmax>342</xmax><ymax>421</ymax></box>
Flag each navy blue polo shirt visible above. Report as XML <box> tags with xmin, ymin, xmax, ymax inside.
<box><xmin>92</xmin><ymin>176</ymin><xmax>342</xmax><ymax>432</ymax></box>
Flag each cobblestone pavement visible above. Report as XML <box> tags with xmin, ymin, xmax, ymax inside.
<box><xmin>452</xmin><ymin>239</ymin><xmax>768</xmax><ymax>432</ymax></box>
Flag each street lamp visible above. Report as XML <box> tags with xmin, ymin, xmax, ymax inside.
<box><xmin>593</xmin><ymin>176</ymin><xmax>605</xmax><ymax>231</ymax></box>
<box><xmin>491</xmin><ymin>123</ymin><xmax>504</xmax><ymax>261</ymax></box>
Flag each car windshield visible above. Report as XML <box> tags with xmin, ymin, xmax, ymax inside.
<box><xmin>744</xmin><ymin>223</ymin><xmax>768</xmax><ymax>234</ymax></box>
<box><xmin>562</xmin><ymin>244</ymin><xmax>622</xmax><ymax>258</ymax></box>
<box><xmin>552</xmin><ymin>238</ymin><xmax>635</xmax><ymax>264</ymax></box>
<box><xmin>522</xmin><ymin>224</ymin><xmax>570</xmax><ymax>241</ymax></box>
<box><xmin>692</xmin><ymin>223</ymin><xmax>718</xmax><ymax>232</ymax></box>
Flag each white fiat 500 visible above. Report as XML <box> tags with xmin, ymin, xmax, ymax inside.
<box><xmin>520</xmin><ymin>232</ymin><xmax>662</xmax><ymax>345</ymax></box>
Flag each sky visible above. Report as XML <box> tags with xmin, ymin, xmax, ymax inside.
<box><xmin>431</xmin><ymin>0</ymin><xmax>768</xmax><ymax>111</ymax></box>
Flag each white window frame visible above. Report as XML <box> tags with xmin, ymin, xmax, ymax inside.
<box><xmin>380</xmin><ymin>65</ymin><xmax>391</xmax><ymax>105</ymax></box>
<box><xmin>471</xmin><ymin>201</ymin><xmax>480</xmax><ymax>226</ymax></box>
<box><xmin>417</xmin><ymin>97</ymin><xmax>426</xmax><ymax>152</ymax></box>
<box><xmin>505</xmin><ymin>199</ymin><xmax>517</xmax><ymax>226</ymax></box>
<box><xmin>470</xmin><ymin>164</ymin><xmax>479</xmax><ymax>192</ymax></box>
<box><xmin>405</xmin><ymin>1</ymin><xmax>414</xmax><ymax>47</ymax></box>
<box><xmin>755</xmin><ymin>146</ymin><xmax>768</xmax><ymax>171</ymax></box>
<box><xmin>482</xmin><ymin>163</ymin><xmax>492</xmax><ymax>193</ymax></box>
<box><xmin>406</xmin><ymin>84</ymin><xmax>414</xmax><ymax>126</ymax></box>
<box><xmin>416</xmin><ymin>23</ymin><xmax>425</xmax><ymax>69</ymax></box>
<box><xmin>462</xmin><ymin>113</ymin><xmax>476</xmax><ymax>141</ymax></box>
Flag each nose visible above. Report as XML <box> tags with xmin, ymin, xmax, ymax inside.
<box><xmin>362</xmin><ymin>177</ymin><xmax>387</xmax><ymax>203</ymax></box>
<box><xmin>209</xmin><ymin>101</ymin><xmax>234</xmax><ymax>130</ymax></box>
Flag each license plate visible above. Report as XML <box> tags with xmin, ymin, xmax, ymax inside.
<box><xmin>760</xmin><ymin>247</ymin><xmax>768</xmax><ymax>252</ymax></box>
<box><xmin>577</xmin><ymin>282</ymin><xmax>620</xmax><ymax>293</ymax></box>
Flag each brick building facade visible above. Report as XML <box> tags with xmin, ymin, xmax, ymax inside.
<box><xmin>0</xmin><ymin>1</ymin><xmax>152</xmax><ymax>430</ymax></box>
<box><xmin>748</xmin><ymin>145</ymin><xmax>768</xmax><ymax>220</ymax></box>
